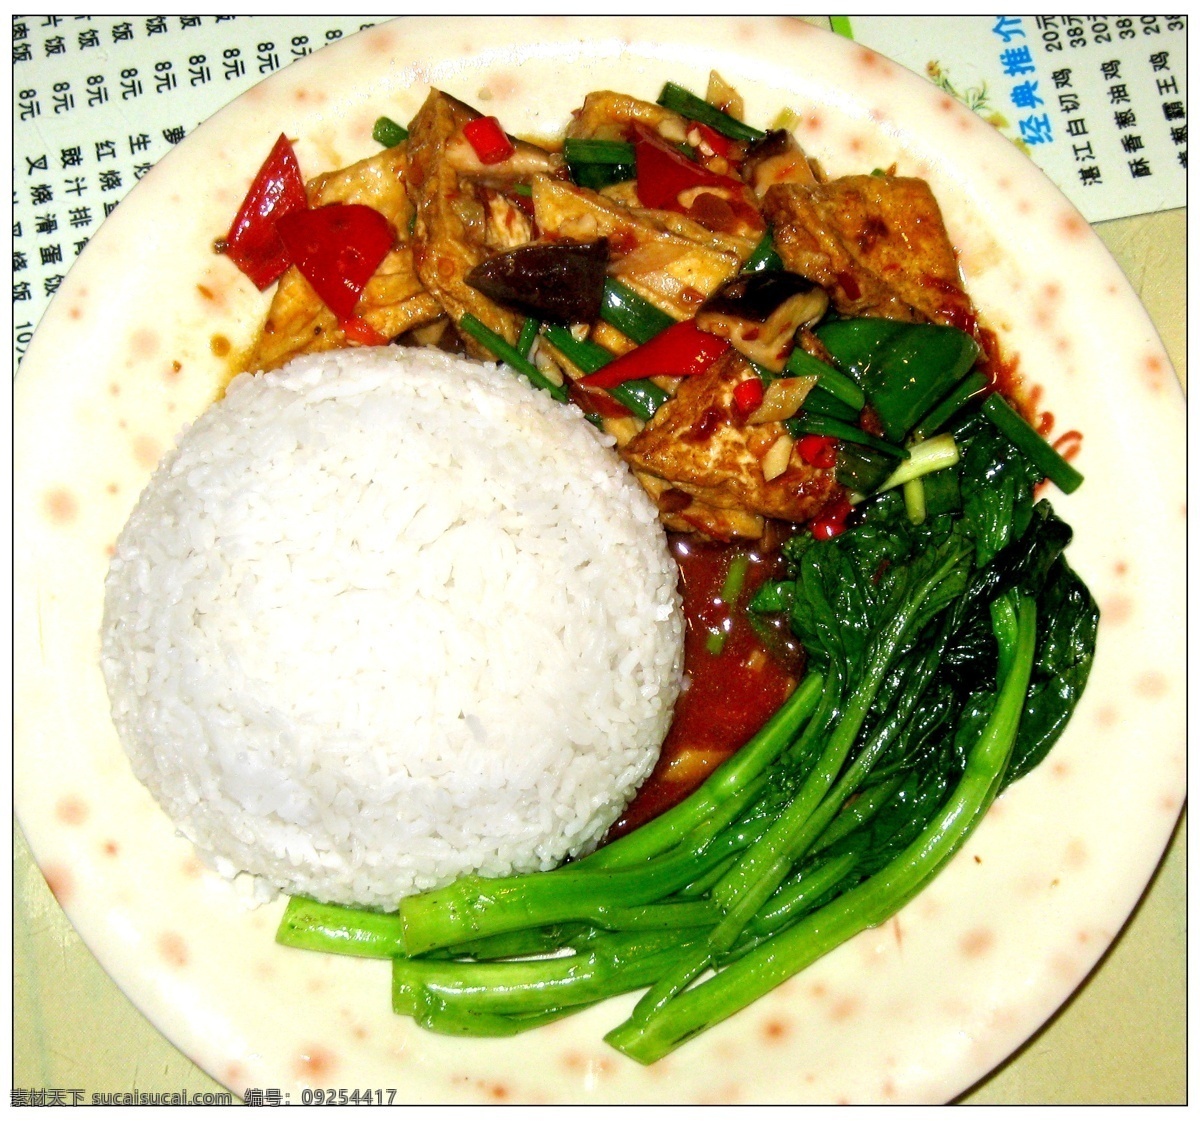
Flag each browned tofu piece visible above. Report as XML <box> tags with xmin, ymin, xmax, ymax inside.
<box><xmin>532</xmin><ymin>176</ymin><xmax>750</xmax><ymax>322</ymax></box>
<box><xmin>567</xmin><ymin>90</ymin><xmax>690</xmax><ymax>144</ymax></box>
<box><xmin>635</xmin><ymin>470</ymin><xmax>767</xmax><ymax>541</ymax></box>
<box><xmin>763</xmin><ymin>175</ymin><xmax>976</xmax><ymax>331</ymax></box>
<box><xmin>590</xmin><ymin>416</ymin><xmax>764</xmax><ymax>539</ymax></box>
<box><xmin>405</xmin><ymin>90</ymin><xmax>559</xmax><ymax>355</ymax></box>
<box><xmin>244</xmin><ymin>146</ymin><xmax>441</xmax><ymax>373</ymax></box>
<box><xmin>621</xmin><ymin>351</ymin><xmax>840</xmax><ymax>535</ymax></box>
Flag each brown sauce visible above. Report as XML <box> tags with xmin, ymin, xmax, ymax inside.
<box><xmin>607</xmin><ymin>530</ymin><xmax>803</xmax><ymax>839</ymax></box>
<box><xmin>977</xmin><ymin>324</ymin><xmax>1029</xmax><ymax>413</ymax></box>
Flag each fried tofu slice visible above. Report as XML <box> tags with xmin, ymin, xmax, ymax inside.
<box><xmin>622</xmin><ymin>351</ymin><xmax>840</xmax><ymax>533</ymax></box>
<box><xmin>532</xmin><ymin>176</ymin><xmax>750</xmax><ymax>321</ymax></box>
<box><xmin>635</xmin><ymin>470</ymin><xmax>767</xmax><ymax>541</ymax></box>
<box><xmin>763</xmin><ymin>174</ymin><xmax>975</xmax><ymax>330</ymax></box>
<box><xmin>244</xmin><ymin>146</ymin><xmax>442</xmax><ymax>373</ymax></box>
<box><xmin>405</xmin><ymin>89</ymin><xmax>559</xmax><ymax>354</ymax></box>
<box><xmin>567</xmin><ymin>90</ymin><xmax>691</xmax><ymax>144</ymax></box>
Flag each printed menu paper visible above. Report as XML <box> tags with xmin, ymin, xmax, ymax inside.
<box><xmin>835</xmin><ymin>15</ymin><xmax>1186</xmax><ymax>223</ymax></box>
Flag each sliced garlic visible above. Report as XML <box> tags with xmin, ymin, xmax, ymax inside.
<box><xmin>762</xmin><ymin>432</ymin><xmax>794</xmax><ymax>481</ymax></box>
<box><xmin>747</xmin><ymin>376</ymin><xmax>817</xmax><ymax>424</ymax></box>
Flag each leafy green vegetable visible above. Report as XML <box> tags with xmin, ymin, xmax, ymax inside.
<box><xmin>816</xmin><ymin>318</ymin><xmax>980</xmax><ymax>443</ymax></box>
<box><xmin>1003</xmin><ymin>554</ymin><xmax>1098</xmax><ymax>784</ymax></box>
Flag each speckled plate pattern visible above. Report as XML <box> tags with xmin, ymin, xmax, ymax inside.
<box><xmin>13</xmin><ymin>17</ymin><xmax>1185</xmax><ymax>1105</ymax></box>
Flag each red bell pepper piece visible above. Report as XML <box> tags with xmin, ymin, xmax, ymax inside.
<box><xmin>732</xmin><ymin>377</ymin><xmax>764</xmax><ymax>418</ymax></box>
<box><xmin>275</xmin><ymin>204</ymin><xmax>394</xmax><ymax>321</ymax></box>
<box><xmin>580</xmin><ymin>321</ymin><xmax>729</xmax><ymax>390</ymax></box>
<box><xmin>223</xmin><ymin>134</ymin><xmax>308</xmax><ymax>290</ymax></box>
<box><xmin>633</xmin><ymin>124</ymin><xmax>742</xmax><ymax>211</ymax></box>
<box><xmin>462</xmin><ymin>116</ymin><xmax>515</xmax><ymax>165</ymax></box>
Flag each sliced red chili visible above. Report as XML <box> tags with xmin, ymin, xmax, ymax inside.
<box><xmin>462</xmin><ymin>116</ymin><xmax>515</xmax><ymax>165</ymax></box>
<box><xmin>579</xmin><ymin>320</ymin><xmax>729</xmax><ymax>389</ymax></box>
<box><xmin>568</xmin><ymin>382</ymin><xmax>633</xmax><ymax>419</ymax></box>
<box><xmin>798</xmin><ymin>434</ymin><xmax>839</xmax><ymax>469</ymax></box>
<box><xmin>223</xmin><ymin>133</ymin><xmax>308</xmax><ymax>290</ymax></box>
<box><xmin>632</xmin><ymin>123</ymin><xmax>742</xmax><ymax>211</ymax></box>
<box><xmin>275</xmin><ymin>203</ymin><xmax>394</xmax><ymax>321</ymax></box>
<box><xmin>341</xmin><ymin>315</ymin><xmax>389</xmax><ymax>347</ymax></box>
<box><xmin>836</xmin><ymin>270</ymin><xmax>862</xmax><ymax>302</ymax></box>
<box><xmin>810</xmin><ymin>497</ymin><xmax>853</xmax><ymax>540</ymax></box>
<box><xmin>691</xmin><ymin>121</ymin><xmax>733</xmax><ymax>159</ymax></box>
<box><xmin>731</xmin><ymin>377</ymin><xmax>764</xmax><ymax>418</ymax></box>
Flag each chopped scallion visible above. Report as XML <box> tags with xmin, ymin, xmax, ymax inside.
<box><xmin>563</xmin><ymin>138</ymin><xmax>637</xmax><ymax>165</ymax></box>
<box><xmin>516</xmin><ymin>317</ymin><xmax>540</xmax><ymax>358</ymax></box>
<box><xmin>458</xmin><ymin>314</ymin><xmax>568</xmax><ymax>403</ymax></box>
<box><xmin>787</xmin><ymin>413</ymin><xmax>909</xmax><ymax>460</ymax></box>
<box><xmin>600</xmin><ymin>279</ymin><xmax>677</xmax><ymax>344</ymax></box>
<box><xmin>539</xmin><ymin>323</ymin><xmax>669</xmax><ymax>421</ymax></box>
<box><xmin>912</xmin><ymin>371</ymin><xmax>989</xmax><ymax>441</ymax></box>
<box><xmin>721</xmin><ymin>553</ymin><xmax>751</xmax><ymax>605</ymax></box>
<box><xmin>902</xmin><ymin>477</ymin><xmax>927</xmax><ymax>525</ymax></box>
<box><xmin>981</xmin><ymin>393</ymin><xmax>1084</xmax><ymax>494</ymax></box>
<box><xmin>563</xmin><ymin>139</ymin><xmax>637</xmax><ymax>190</ymax></box>
<box><xmin>372</xmin><ymin>116</ymin><xmax>408</xmax><ymax>148</ymax></box>
<box><xmin>742</xmin><ymin>231</ymin><xmax>783</xmax><ymax>274</ymax></box>
<box><xmin>785</xmin><ymin>347</ymin><xmax>865</xmax><ymax>412</ymax></box>
<box><xmin>876</xmin><ymin>434</ymin><xmax>960</xmax><ymax>492</ymax></box>
<box><xmin>799</xmin><ymin>384</ymin><xmax>860</xmax><ymax>422</ymax></box>
<box><xmin>656</xmin><ymin>82</ymin><xmax>766</xmax><ymax>143</ymax></box>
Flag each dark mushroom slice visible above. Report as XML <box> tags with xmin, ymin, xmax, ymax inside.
<box><xmin>465</xmin><ymin>238</ymin><xmax>610</xmax><ymax>325</ymax></box>
<box><xmin>694</xmin><ymin>271</ymin><xmax>829</xmax><ymax>373</ymax></box>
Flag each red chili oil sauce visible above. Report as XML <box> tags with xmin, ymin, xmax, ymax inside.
<box><xmin>607</xmin><ymin>531</ymin><xmax>803</xmax><ymax>840</ymax></box>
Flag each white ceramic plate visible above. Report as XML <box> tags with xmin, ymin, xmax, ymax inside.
<box><xmin>14</xmin><ymin>17</ymin><xmax>1185</xmax><ymax>1104</ymax></box>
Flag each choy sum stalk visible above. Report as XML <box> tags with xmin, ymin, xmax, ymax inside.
<box><xmin>605</xmin><ymin>596</ymin><xmax>1038</xmax><ymax>1064</ymax></box>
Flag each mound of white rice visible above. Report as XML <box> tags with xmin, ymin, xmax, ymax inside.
<box><xmin>101</xmin><ymin>347</ymin><xmax>683</xmax><ymax>909</ymax></box>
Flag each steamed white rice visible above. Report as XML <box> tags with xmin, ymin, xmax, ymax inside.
<box><xmin>100</xmin><ymin>347</ymin><xmax>683</xmax><ymax>909</ymax></box>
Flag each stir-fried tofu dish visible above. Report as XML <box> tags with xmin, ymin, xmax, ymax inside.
<box><xmin>226</xmin><ymin>81</ymin><xmax>999</xmax><ymax>543</ymax></box>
